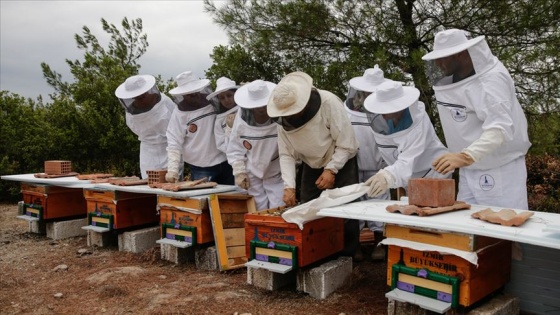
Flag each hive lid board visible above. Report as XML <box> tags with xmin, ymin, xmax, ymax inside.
<box><xmin>16</xmin><ymin>215</ymin><xmax>40</xmax><ymax>222</ymax></box>
<box><xmin>245</xmin><ymin>259</ymin><xmax>293</xmax><ymax>274</ymax></box>
<box><xmin>385</xmin><ymin>289</ymin><xmax>451</xmax><ymax>313</ymax></box>
<box><xmin>81</xmin><ymin>225</ymin><xmax>110</xmax><ymax>233</ymax></box>
<box><xmin>155</xmin><ymin>238</ymin><xmax>193</xmax><ymax>248</ymax></box>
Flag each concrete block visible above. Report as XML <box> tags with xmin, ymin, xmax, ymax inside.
<box><xmin>387</xmin><ymin>293</ymin><xmax>520</xmax><ymax>315</ymax></box>
<box><xmin>195</xmin><ymin>246</ymin><xmax>219</xmax><ymax>270</ymax></box>
<box><xmin>468</xmin><ymin>294</ymin><xmax>519</xmax><ymax>315</ymax></box>
<box><xmin>160</xmin><ymin>243</ymin><xmax>194</xmax><ymax>264</ymax></box>
<box><xmin>28</xmin><ymin>220</ymin><xmax>46</xmax><ymax>234</ymax></box>
<box><xmin>118</xmin><ymin>226</ymin><xmax>160</xmax><ymax>253</ymax></box>
<box><xmin>247</xmin><ymin>266</ymin><xmax>296</xmax><ymax>291</ymax></box>
<box><xmin>87</xmin><ymin>230</ymin><xmax>117</xmax><ymax>247</ymax></box>
<box><xmin>46</xmin><ymin>218</ymin><xmax>88</xmax><ymax>240</ymax></box>
<box><xmin>296</xmin><ymin>256</ymin><xmax>353</xmax><ymax>299</ymax></box>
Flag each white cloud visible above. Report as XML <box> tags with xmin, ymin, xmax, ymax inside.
<box><xmin>0</xmin><ymin>0</ymin><xmax>229</xmax><ymax>100</ymax></box>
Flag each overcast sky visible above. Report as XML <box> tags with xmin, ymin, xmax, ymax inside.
<box><xmin>0</xmin><ymin>0</ymin><xmax>229</xmax><ymax>101</ymax></box>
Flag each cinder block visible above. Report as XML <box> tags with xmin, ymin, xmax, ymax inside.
<box><xmin>118</xmin><ymin>226</ymin><xmax>160</xmax><ymax>253</ymax></box>
<box><xmin>296</xmin><ymin>256</ymin><xmax>352</xmax><ymax>299</ymax></box>
<box><xmin>247</xmin><ymin>266</ymin><xmax>296</xmax><ymax>291</ymax></box>
<box><xmin>195</xmin><ymin>246</ymin><xmax>219</xmax><ymax>270</ymax></box>
<box><xmin>87</xmin><ymin>230</ymin><xmax>117</xmax><ymax>247</ymax></box>
<box><xmin>160</xmin><ymin>243</ymin><xmax>194</xmax><ymax>264</ymax></box>
<box><xmin>387</xmin><ymin>293</ymin><xmax>520</xmax><ymax>315</ymax></box>
<box><xmin>408</xmin><ymin>178</ymin><xmax>455</xmax><ymax>207</ymax></box>
<box><xmin>46</xmin><ymin>218</ymin><xmax>88</xmax><ymax>240</ymax></box>
<box><xmin>28</xmin><ymin>220</ymin><xmax>46</xmax><ymax>234</ymax></box>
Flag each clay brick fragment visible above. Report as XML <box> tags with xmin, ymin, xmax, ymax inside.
<box><xmin>408</xmin><ymin>178</ymin><xmax>455</xmax><ymax>207</ymax></box>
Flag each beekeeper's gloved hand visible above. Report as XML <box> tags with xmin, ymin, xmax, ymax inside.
<box><xmin>235</xmin><ymin>173</ymin><xmax>250</xmax><ymax>190</ymax></box>
<box><xmin>432</xmin><ymin>152</ymin><xmax>474</xmax><ymax>175</ymax></box>
<box><xmin>224</xmin><ymin>113</ymin><xmax>236</xmax><ymax>137</ymax></box>
<box><xmin>166</xmin><ymin>149</ymin><xmax>181</xmax><ymax>183</ymax></box>
<box><xmin>365</xmin><ymin>169</ymin><xmax>393</xmax><ymax>197</ymax></box>
<box><xmin>283</xmin><ymin>188</ymin><xmax>297</xmax><ymax>207</ymax></box>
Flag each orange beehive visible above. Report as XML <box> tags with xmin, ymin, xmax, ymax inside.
<box><xmin>158</xmin><ymin>195</ymin><xmax>214</xmax><ymax>244</ymax></box>
<box><xmin>20</xmin><ymin>183</ymin><xmax>86</xmax><ymax>220</ymax></box>
<box><xmin>44</xmin><ymin>160</ymin><xmax>72</xmax><ymax>175</ymax></box>
<box><xmin>244</xmin><ymin>209</ymin><xmax>344</xmax><ymax>268</ymax></box>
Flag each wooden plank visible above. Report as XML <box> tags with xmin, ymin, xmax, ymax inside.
<box><xmin>166</xmin><ymin>228</ymin><xmax>192</xmax><ymax>237</ymax></box>
<box><xmin>92</xmin><ymin>217</ymin><xmax>110</xmax><ymax>224</ymax></box>
<box><xmin>209</xmin><ymin>194</ymin><xmax>255</xmax><ymax>271</ymax></box>
<box><xmin>221</xmin><ymin>213</ymin><xmax>246</xmax><ymax>228</ymax></box>
<box><xmin>255</xmin><ymin>247</ymin><xmax>293</xmax><ymax>259</ymax></box>
<box><xmin>223</xmin><ymin>228</ymin><xmax>245</xmax><ymax>246</ymax></box>
<box><xmin>398</xmin><ymin>273</ymin><xmax>452</xmax><ymax>294</ymax></box>
<box><xmin>245</xmin><ymin>260</ymin><xmax>293</xmax><ymax>274</ymax></box>
<box><xmin>226</xmin><ymin>245</ymin><xmax>246</xmax><ymax>258</ymax></box>
<box><xmin>385</xmin><ymin>289</ymin><xmax>451</xmax><ymax>313</ymax></box>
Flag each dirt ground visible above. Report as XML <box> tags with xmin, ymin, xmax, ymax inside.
<box><xmin>0</xmin><ymin>202</ymin><xmax>390</xmax><ymax>315</ymax></box>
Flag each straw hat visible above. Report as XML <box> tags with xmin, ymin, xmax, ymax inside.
<box><xmin>168</xmin><ymin>71</ymin><xmax>210</xmax><ymax>96</ymax></box>
<box><xmin>206</xmin><ymin>77</ymin><xmax>239</xmax><ymax>100</ymax></box>
<box><xmin>364</xmin><ymin>80</ymin><xmax>419</xmax><ymax>114</ymax></box>
<box><xmin>234</xmin><ymin>80</ymin><xmax>277</xmax><ymax>109</ymax></box>
<box><xmin>115</xmin><ymin>75</ymin><xmax>156</xmax><ymax>99</ymax></box>
<box><xmin>422</xmin><ymin>28</ymin><xmax>485</xmax><ymax>60</ymax></box>
<box><xmin>267</xmin><ymin>71</ymin><xmax>313</xmax><ymax>117</ymax></box>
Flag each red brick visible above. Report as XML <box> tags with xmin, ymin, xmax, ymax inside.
<box><xmin>44</xmin><ymin>160</ymin><xmax>72</xmax><ymax>175</ymax></box>
<box><xmin>408</xmin><ymin>178</ymin><xmax>455</xmax><ymax>207</ymax></box>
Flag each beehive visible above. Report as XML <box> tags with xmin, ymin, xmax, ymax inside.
<box><xmin>44</xmin><ymin>160</ymin><xmax>72</xmax><ymax>175</ymax></box>
<box><xmin>83</xmin><ymin>189</ymin><xmax>158</xmax><ymax>230</ymax></box>
<box><xmin>158</xmin><ymin>195</ymin><xmax>213</xmax><ymax>245</ymax></box>
<box><xmin>244</xmin><ymin>209</ymin><xmax>344</xmax><ymax>268</ymax></box>
<box><xmin>20</xmin><ymin>183</ymin><xmax>86</xmax><ymax>221</ymax></box>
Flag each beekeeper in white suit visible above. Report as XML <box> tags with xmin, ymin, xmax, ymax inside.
<box><xmin>422</xmin><ymin>29</ymin><xmax>531</xmax><ymax>209</ymax></box>
<box><xmin>165</xmin><ymin>71</ymin><xmax>234</xmax><ymax>184</ymax></box>
<box><xmin>206</xmin><ymin>77</ymin><xmax>239</xmax><ymax>154</ymax></box>
<box><xmin>227</xmin><ymin>79</ymin><xmax>284</xmax><ymax>210</ymax></box>
<box><xmin>363</xmin><ymin>80</ymin><xmax>450</xmax><ymax>197</ymax></box>
<box><xmin>115</xmin><ymin>74</ymin><xmax>175</xmax><ymax>179</ymax></box>
<box><xmin>345</xmin><ymin>65</ymin><xmax>390</xmax><ymax>260</ymax></box>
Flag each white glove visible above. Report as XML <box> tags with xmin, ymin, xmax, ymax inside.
<box><xmin>165</xmin><ymin>171</ymin><xmax>179</xmax><ymax>183</ymax></box>
<box><xmin>235</xmin><ymin>173</ymin><xmax>250</xmax><ymax>190</ymax></box>
<box><xmin>166</xmin><ymin>149</ymin><xmax>181</xmax><ymax>183</ymax></box>
<box><xmin>231</xmin><ymin>160</ymin><xmax>246</xmax><ymax>176</ymax></box>
<box><xmin>224</xmin><ymin>125</ymin><xmax>233</xmax><ymax>137</ymax></box>
<box><xmin>365</xmin><ymin>169</ymin><xmax>393</xmax><ymax>197</ymax></box>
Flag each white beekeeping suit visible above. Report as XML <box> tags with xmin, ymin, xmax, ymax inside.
<box><xmin>165</xmin><ymin>71</ymin><xmax>228</xmax><ymax>183</ymax></box>
<box><xmin>206</xmin><ymin>77</ymin><xmax>239</xmax><ymax>154</ymax></box>
<box><xmin>115</xmin><ymin>75</ymin><xmax>175</xmax><ymax>179</ymax></box>
<box><xmin>422</xmin><ymin>29</ymin><xmax>531</xmax><ymax>209</ymax></box>
<box><xmin>345</xmin><ymin>65</ymin><xmax>389</xmax><ymax>244</ymax></box>
<box><xmin>363</xmin><ymin>81</ymin><xmax>450</xmax><ymax>197</ymax></box>
<box><xmin>227</xmin><ymin>80</ymin><xmax>284</xmax><ymax>210</ymax></box>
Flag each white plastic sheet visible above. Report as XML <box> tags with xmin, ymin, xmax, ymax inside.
<box><xmin>281</xmin><ymin>183</ymin><xmax>369</xmax><ymax>230</ymax></box>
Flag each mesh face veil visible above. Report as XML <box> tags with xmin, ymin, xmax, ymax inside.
<box><xmin>118</xmin><ymin>85</ymin><xmax>161</xmax><ymax>114</ymax></box>
<box><xmin>172</xmin><ymin>86</ymin><xmax>213</xmax><ymax>111</ymax></box>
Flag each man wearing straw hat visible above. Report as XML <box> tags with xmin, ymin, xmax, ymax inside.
<box><xmin>267</xmin><ymin>71</ymin><xmax>360</xmax><ymax>257</ymax></box>
<box><xmin>422</xmin><ymin>29</ymin><xmax>531</xmax><ymax>209</ymax></box>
